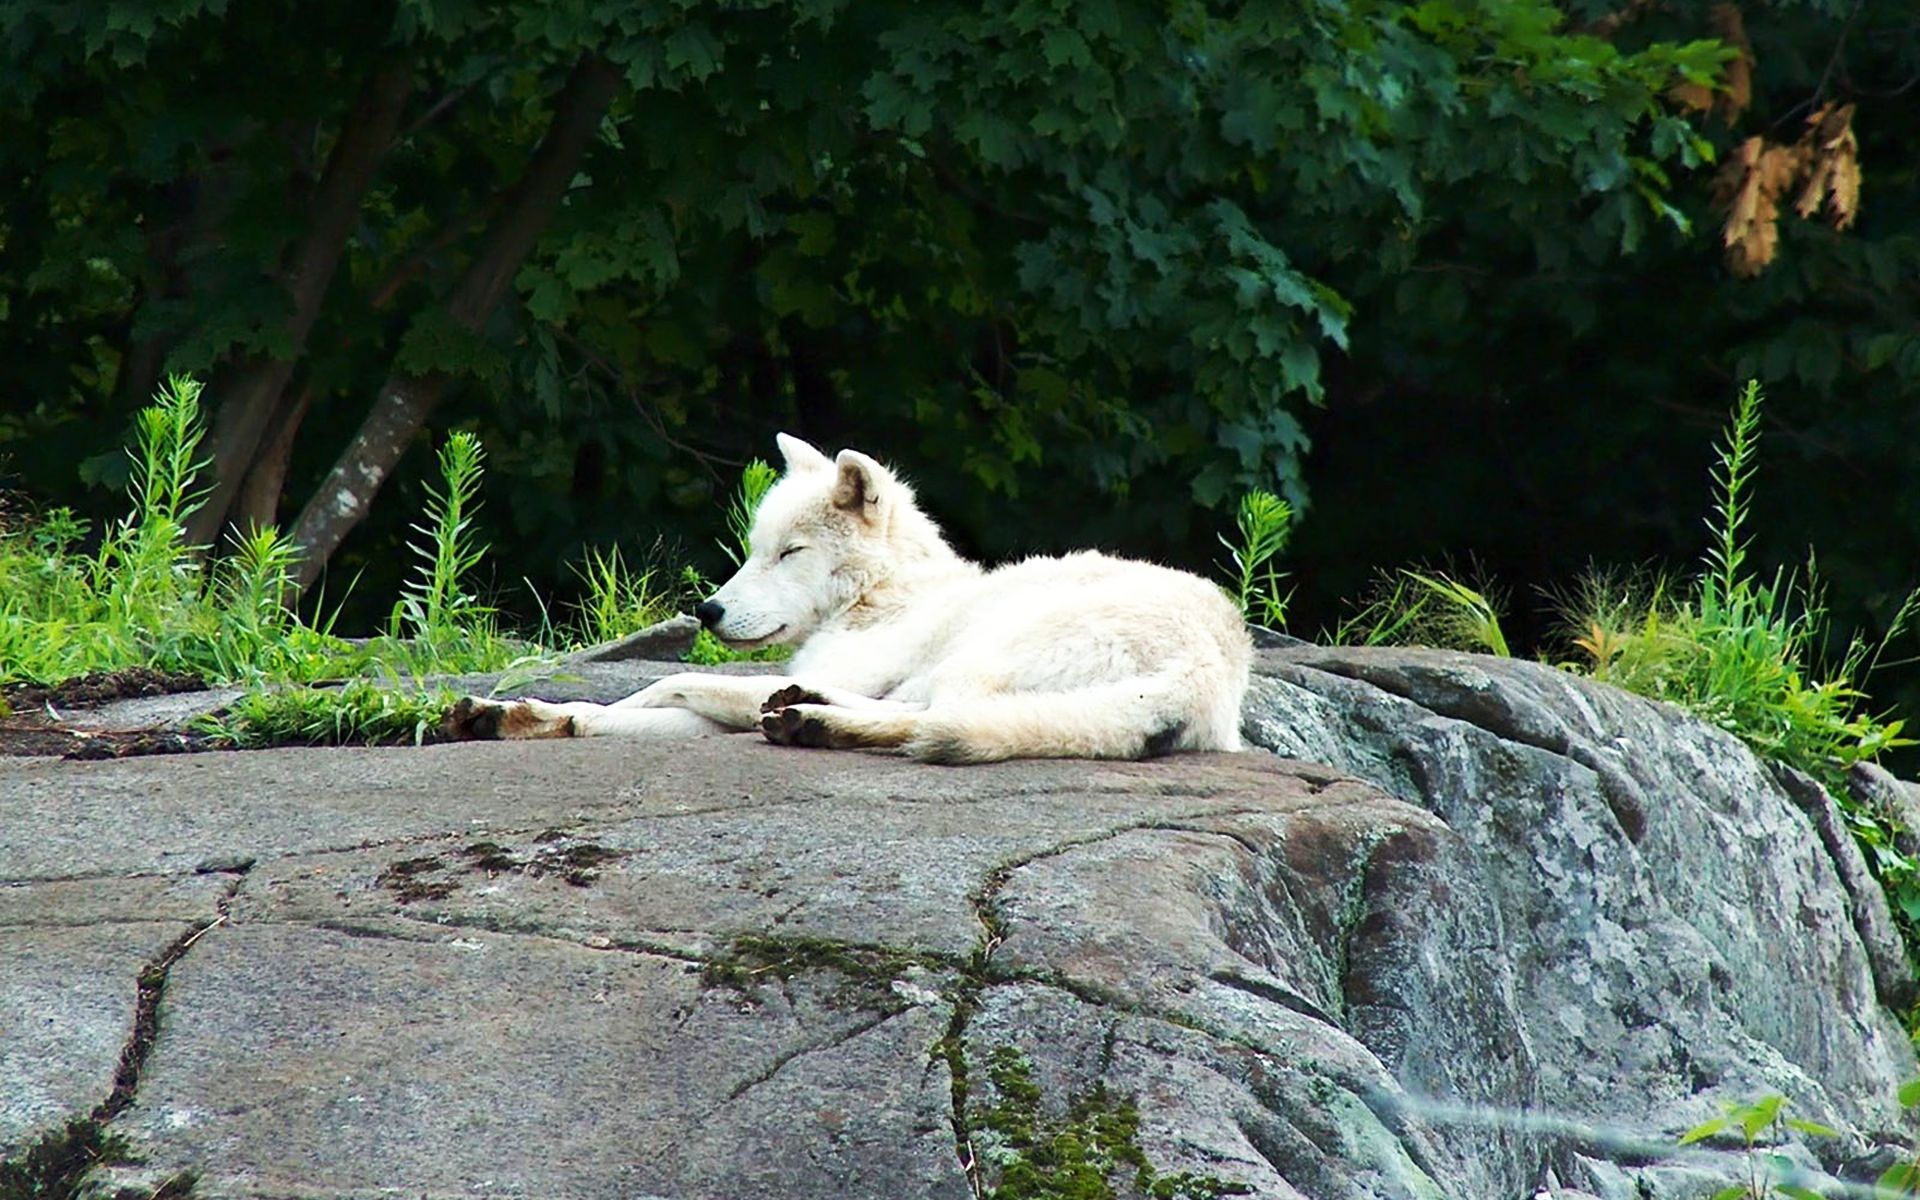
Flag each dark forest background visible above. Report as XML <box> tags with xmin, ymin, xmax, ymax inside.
<box><xmin>3</xmin><ymin>1</ymin><xmax>1917</xmax><ymax>729</ymax></box>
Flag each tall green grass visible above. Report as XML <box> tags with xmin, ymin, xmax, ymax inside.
<box><xmin>1560</xmin><ymin>380</ymin><xmax>1914</xmax><ymax>778</ymax></box>
<box><xmin>0</xmin><ymin>377</ymin><xmax>533</xmax><ymax>693</ymax></box>
<box><xmin>1330</xmin><ymin>566</ymin><xmax>1512</xmax><ymax>656</ymax></box>
<box><xmin>0</xmin><ymin>380</ymin><xmax>800</xmax><ymax>743</ymax></box>
<box><xmin>0</xmin><ymin>377</ymin><xmax>359</xmax><ymax>685</ymax></box>
<box><xmin>569</xmin><ymin>544</ymin><xmax>676</xmax><ymax>647</ymax></box>
<box><xmin>1553</xmin><ymin>382</ymin><xmax>1920</xmax><ymax>933</ymax></box>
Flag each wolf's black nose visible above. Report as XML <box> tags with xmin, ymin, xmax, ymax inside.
<box><xmin>693</xmin><ymin>599</ymin><xmax>724</xmax><ymax>628</ymax></box>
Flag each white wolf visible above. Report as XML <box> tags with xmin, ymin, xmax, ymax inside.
<box><xmin>447</xmin><ymin>434</ymin><xmax>1251</xmax><ymax>763</ymax></box>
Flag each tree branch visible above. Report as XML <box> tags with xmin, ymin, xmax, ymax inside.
<box><xmin>287</xmin><ymin>53</ymin><xmax>622</xmax><ymax>591</ymax></box>
<box><xmin>186</xmin><ymin>54</ymin><xmax>414</xmax><ymax>549</ymax></box>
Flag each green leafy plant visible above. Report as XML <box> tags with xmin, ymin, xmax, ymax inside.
<box><xmin>1219</xmin><ymin>490</ymin><xmax>1292</xmax><ymax>628</ymax></box>
<box><xmin>1875</xmin><ymin>1078</ymin><xmax>1920</xmax><ymax>1197</ymax></box>
<box><xmin>194</xmin><ymin>678</ymin><xmax>458</xmax><ymax>749</ymax></box>
<box><xmin>390</xmin><ymin>432</ymin><xmax>492</xmax><ymax>647</ymax></box>
<box><xmin>0</xmin><ymin>380</ymin><xmax>545</xmax><ymax>753</ymax></box>
<box><xmin>1565</xmin><ymin>382</ymin><xmax>1914</xmax><ymax>772</ymax></box>
<box><xmin>1678</xmin><ymin>1093</ymin><xmax>1837</xmax><ymax>1200</ymax></box>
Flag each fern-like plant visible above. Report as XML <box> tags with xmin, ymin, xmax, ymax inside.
<box><xmin>391</xmin><ymin>431</ymin><xmax>491</xmax><ymax>652</ymax></box>
<box><xmin>1219</xmin><ymin>490</ymin><xmax>1292</xmax><ymax>628</ymax></box>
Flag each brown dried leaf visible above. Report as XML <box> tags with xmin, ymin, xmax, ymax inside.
<box><xmin>1795</xmin><ymin>103</ymin><xmax>1861</xmax><ymax>230</ymax></box>
<box><xmin>1715</xmin><ymin>136</ymin><xmax>1803</xmax><ymax>276</ymax></box>
<box><xmin>1708</xmin><ymin>4</ymin><xmax>1754</xmax><ymax>121</ymax></box>
<box><xmin>1796</xmin><ymin>156</ymin><xmax>1832</xmax><ymax>221</ymax></box>
<box><xmin>1811</xmin><ymin>101</ymin><xmax>1855</xmax><ymax>149</ymax></box>
<box><xmin>1670</xmin><ymin>80</ymin><xmax>1715</xmax><ymax>113</ymax></box>
<box><xmin>1829</xmin><ymin>144</ymin><xmax>1860</xmax><ymax>229</ymax></box>
<box><xmin>1714</xmin><ymin>137</ymin><xmax>1763</xmax><ymax>246</ymax></box>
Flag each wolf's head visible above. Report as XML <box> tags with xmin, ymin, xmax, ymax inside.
<box><xmin>693</xmin><ymin>434</ymin><xmax>960</xmax><ymax>647</ymax></box>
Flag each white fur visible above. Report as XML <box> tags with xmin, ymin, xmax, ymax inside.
<box><xmin>451</xmin><ymin>434</ymin><xmax>1252</xmax><ymax>763</ymax></box>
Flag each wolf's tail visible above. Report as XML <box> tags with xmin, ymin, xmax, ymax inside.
<box><xmin>902</xmin><ymin>669</ymin><xmax>1245</xmax><ymax>764</ymax></box>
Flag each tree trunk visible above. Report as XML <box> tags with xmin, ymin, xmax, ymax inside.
<box><xmin>233</xmin><ymin>384</ymin><xmax>313</xmax><ymax>534</ymax></box>
<box><xmin>287</xmin><ymin>53</ymin><xmax>621</xmax><ymax>592</ymax></box>
<box><xmin>184</xmin><ymin>55</ymin><xmax>413</xmax><ymax>550</ymax></box>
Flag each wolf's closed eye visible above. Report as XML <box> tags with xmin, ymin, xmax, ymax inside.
<box><xmin>779</xmin><ymin>545</ymin><xmax>807</xmax><ymax>560</ymax></box>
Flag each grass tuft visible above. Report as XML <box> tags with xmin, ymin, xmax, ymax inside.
<box><xmin>569</xmin><ymin>544</ymin><xmax>676</xmax><ymax>646</ymax></box>
<box><xmin>1328</xmin><ymin>564</ymin><xmax>1511</xmax><ymax>656</ymax></box>
<box><xmin>194</xmin><ymin>678</ymin><xmax>458</xmax><ymax>749</ymax></box>
<box><xmin>1560</xmin><ymin>383</ymin><xmax>1914</xmax><ymax>778</ymax></box>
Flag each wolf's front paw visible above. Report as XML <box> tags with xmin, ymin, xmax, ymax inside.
<box><xmin>761</xmin><ymin>684</ymin><xmax>829</xmax><ymax>714</ymax></box>
<box><xmin>760</xmin><ymin>703</ymin><xmax>837</xmax><ymax>748</ymax></box>
<box><xmin>445</xmin><ymin>696</ymin><xmax>507</xmax><ymax>739</ymax></box>
<box><xmin>444</xmin><ymin>696</ymin><xmax>574</xmax><ymax>740</ymax></box>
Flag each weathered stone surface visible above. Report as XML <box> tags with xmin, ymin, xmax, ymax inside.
<box><xmin>121</xmin><ymin>923</ymin><xmax>962</xmax><ymax>1199</ymax></box>
<box><xmin>2</xmin><ymin>645</ymin><xmax>1914</xmax><ymax>1200</ymax></box>
<box><xmin>1</xmin><ymin>924</ymin><xmax>171</xmax><ymax>1145</ymax></box>
<box><xmin>1247</xmin><ymin>646</ymin><xmax>1914</xmax><ymax>1195</ymax></box>
<box><xmin>0</xmin><ymin>874</ymin><xmax>231</xmax><ymax>1148</ymax></box>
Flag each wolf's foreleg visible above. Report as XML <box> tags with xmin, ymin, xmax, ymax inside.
<box><xmin>618</xmin><ymin>673</ymin><xmax>916</xmax><ymax>728</ymax></box>
<box><xmin>446</xmin><ymin>696</ymin><xmax>725</xmax><ymax>740</ymax></box>
<box><xmin>617</xmin><ymin>673</ymin><xmax>800</xmax><ymax>728</ymax></box>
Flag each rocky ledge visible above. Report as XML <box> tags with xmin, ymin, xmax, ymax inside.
<box><xmin>1</xmin><ymin>646</ymin><xmax>1913</xmax><ymax>1198</ymax></box>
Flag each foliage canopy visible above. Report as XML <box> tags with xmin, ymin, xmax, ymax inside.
<box><xmin>2</xmin><ymin>0</ymin><xmax>1727</xmax><ymax>597</ymax></box>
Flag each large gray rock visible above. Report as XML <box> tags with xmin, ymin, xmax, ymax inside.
<box><xmin>0</xmin><ymin>645</ymin><xmax>1911</xmax><ymax>1199</ymax></box>
<box><xmin>1247</xmin><ymin>647</ymin><xmax>1915</xmax><ymax>1194</ymax></box>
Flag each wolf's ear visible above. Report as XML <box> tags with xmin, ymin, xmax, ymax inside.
<box><xmin>775</xmin><ymin>432</ymin><xmax>832</xmax><ymax>474</ymax></box>
<box><xmin>831</xmin><ymin>450</ymin><xmax>887</xmax><ymax>521</ymax></box>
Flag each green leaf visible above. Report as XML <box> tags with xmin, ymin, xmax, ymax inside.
<box><xmin>1783</xmin><ymin>1116</ymin><xmax>1839</xmax><ymax>1138</ymax></box>
<box><xmin>1041</xmin><ymin>27</ymin><xmax>1090</xmax><ymax>68</ymax></box>
<box><xmin>394</xmin><ymin>310</ymin><xmax>508</xmax><ymax>385</ymax></box>
<box><xmin>1678</xmin><ymin>1115</ymin><xmax>1729</xmax><ymax>1145</ymax></box>
<box><xmin>1877</xmin><ymin>1161</ymin><xmax>1920</xmax><ymax>1193</ymax></box>
<box><xmin>1865</xmin><ymin>334</ymin><xmax>1907</xmax><ymax>372</ymax></box>
<box><xmin>663</xmin><ymin>24</ymin><xmax>723</xmax><ymax>81</ymax></box>
<box><xmin>1899</xmin><ymin>1078</ymin><xmax>1920</xmax><ymax>1108</ymax></box>
<box><xmin>1738</xmin><ymin>1094</ymin><xmax>1785</xmax><ymax>1140</ymax></box>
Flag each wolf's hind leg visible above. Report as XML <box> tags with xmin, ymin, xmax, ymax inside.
<box><xmin>903</xmin><ymin>676</ymin><xmax>1229</xmax><ymax>764</ymax></box>
<box><xmin>447</xmin><ymin>696</ymin><xmax>574</xmax><ymax>739</ymax></box>
<box><xmin>760</xmin><ymin>704</ymin><xmax>918</xmax><ymax>750</ymax></box>
<box><xmin>762</xmin><ymin>684</ymin><xmax>925</xmax><ymax>714</ymax></box>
